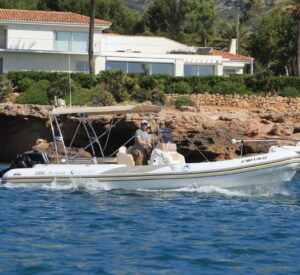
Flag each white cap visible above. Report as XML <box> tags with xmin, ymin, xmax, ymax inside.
<box><xmin>141</xmin><ymin>120</ymin><xmax>149</xmax><ymax>126</ymax></box>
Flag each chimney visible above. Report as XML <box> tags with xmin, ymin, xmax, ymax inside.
<box><xmin>229</xmin><ymin>38</ymin><xmax>237</xmax><ymax>54</ymax></box>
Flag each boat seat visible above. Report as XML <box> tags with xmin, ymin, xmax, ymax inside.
<box><xmin>158</xmin><ymin>143</ymin><xmax>178</xmax><ymax>152</ymax></box>
<box><xmin>117</xmin><ymin>146</ymin><xmax>135</xmax><ymax>166</ymax></box>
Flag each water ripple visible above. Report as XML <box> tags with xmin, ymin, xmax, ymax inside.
<box><xmin>1</xmin><ymin>164</ymin><xmax>300</xmax><ymax>273</ymax></box>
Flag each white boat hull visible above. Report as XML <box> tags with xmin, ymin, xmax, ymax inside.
<box><xmin>2</xmin><ymin>149</ymin><xmax>300</xmax><ymax>190</ymax></box>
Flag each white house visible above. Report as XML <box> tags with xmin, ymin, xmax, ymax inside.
<box><xmin>0</xmin><ymin>8</ymin><xmax>253</xmax><ymax>76</ymax></box>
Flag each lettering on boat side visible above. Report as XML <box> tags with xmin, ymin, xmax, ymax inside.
<box><xmin>48</xmin><ymin>171</ymin><xmax>66</xmax><ymax>175</ymax></box>
<box><xmin>13</xmin><ymin>173</ymin><xmax>21</xmax><ymax>176</ymax></box>
<box><xmin>241</xmin><ymin>155</ymin><xmax>267</xmax><ymax>164</ymax></box>
<box><xmin>35</xmin><ymin>171</ymin><xmax>46</xmax><ymax>176</ymax></box>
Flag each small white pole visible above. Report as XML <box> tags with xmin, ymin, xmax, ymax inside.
<box><xmin>68</xmin><ymin>54</ymin><xmax>72</xmax><ymax>108</ymax></box>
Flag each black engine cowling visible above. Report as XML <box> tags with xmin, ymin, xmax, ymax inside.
<box><xmin>0</xmin><ymin>152</ymin><xmax>51</xmax><ymax>178</ymax></box>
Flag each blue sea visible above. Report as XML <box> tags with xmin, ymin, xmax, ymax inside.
<box><xmin>1</xmin><ymin>163</ymin><xmax>300</xmax><ymax>274</ymax></box>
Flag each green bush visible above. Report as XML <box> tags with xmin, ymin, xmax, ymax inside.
<box><xmin>16</xmin><ymin>80</ymin><xmax>50</xmax><ymax>105</ymax></box>
<box><xmin>164</xmin><ymin>81</ymin><xmax>192</xmax><ymax>94</ymax></box>
<box><xmin>130</xmin><ymin>85</ymin><xmax>151</xmax><ymax>102</ymax></box>
<box><xmin>68</xmin><ymin>84</ymin><xmax>115</xmax><ymax>106</ymax></box>
<box><xmin>17</xmin><ymin>78</ymin><xmax>35</xmax><ymax>93</ymax></box>
<box><xmin>194</xmin><ymin>83</ymin><xmax>211</xmax><ymax>93</ymax></box>
<box><xmin>151</xmin><ymin>89</ymin><xmax>166</xmax><ymax>105</ymax></box>
<box><xmin>98</xmin><ymin>70</ymin><xmax>130</xmax><ymax>102</ymax></box>
<box><xmin>281</xmin><ymin>86</ymin><xmax>300</xmax><ymax>98</ymax></box>
<box><xmin>47</xmin><ymin>77</ymin><xmax>76</xmax><ymax>102</ymax></box>
<box><xmin>175</xmin><ymin>96</ymin><xmax>195</xmax><ymax>109</ymax></box>
<box><xmin>71</xmin><ymin>73</ymin><xmax>97</xmax><ymax>88</ymax></box>
<box><xmin>5</xmin><ymin>71</ymin><xmax>300</xmax><ymax>100</ymax></box>
<box><xmin>211</xmin><ymin>81</ymin><xmax>250</xmax><ymax>95</ymax></box>
<box><xmin>0</xmin><ymin>75</ymin><xmax>13</xmax><ymax>103</ymax></box>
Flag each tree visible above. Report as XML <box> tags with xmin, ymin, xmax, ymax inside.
<box><xmin>89</xmin><ymin>0</ymin><xmax>95</xmax><ymax>74</ymax></box>
<box><xmin>0</xmin><ymin>0</ymin><xmax>38</xmax><ymax>9</ymax></box>
<box><xmin>96</xmin><ymin>0</ymin><xmax>139</xmax><ymax>34</ymax></box>
<box><xmin>250</xmin><ymin>11</ymin><xmax>298</xmax><ymax>75</ymax></box>
<box><xmin>143</xmin><ymin>0</ymin><xmax>216</xmax><ymax>45</ymax></box>
<box><xmin>37</xmin><ymin>0</ymin><xmax>139</xmax><ymax>35</ymax></box>
<box><xmin>37</xmin><ymin>0</ymin><xmax>61</xmax><ymax>10</ymax></box>
<box><xmin>273</xmin><ymin>0</ymin><xmax>300</xmax><ymax>75</ymax></box>
<box><xmin>179</xmin><ymin>0</ymin><xmax>216</xmax><ymax>45</ymax></box>
<box><xmin>213</xmin><ymin>21</ymin><xmax>252</xmax><ymax>55</ymax></box>
<box><xmin>143</xmin><ymin>0</ymin><xmax>180</xmax><ymax>39</ymax></box>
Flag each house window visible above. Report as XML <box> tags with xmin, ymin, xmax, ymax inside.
<box><xmin>54</xmin><ymin>31</ymin><xmax>88</xmax><ymax>52</ymax></box>
<box><xmin>106</xmin><ymin>61</ymin><xmax>127</xmax><ymax>72</ymax></box>
<box><xmin>224</xmin><ymin>68</ymin><xmax>237</xmax><ymax>75</ymax></box>
<box><xmin>184</xmin><ymin>65</ymin><xmax>214</xmax><ymax>76</ymax></box>
<box><xmin>0</xmin><ymin>58</ymin><xmax>3</xmax><ymax>73</ymax></box>
<box><xmin>128</xmin><ymin>62</ymin><xmax>146</xmax><ymax>74</ymax></box>
<box><xmin>151</xmin><ymin>63</ymin><xmax>173</xmax><ymax>75</ymax></box>
<box><xmin>76</xmin><ymin>61</ymin><xmax>89</xmax><ymax>72</ymax></box>
<box><xmin>106</xmin><ymin>61</ymin><xmax>174</xmax><ymax>75</ymax></box>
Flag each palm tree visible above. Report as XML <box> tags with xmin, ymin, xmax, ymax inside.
<box><xmin>213</xmin><ymin>21</ymin><xmax>252</xmax><ymax>55</ymax></box>
<box><xmin>89</xmin><ymin>0</ymin><xmax>96</xmax><ymax>74</ymax></box>
<box><xmin>274</xmin><ymin>0</ymin><xmax>300</xmax><ymax>76</ymax></box>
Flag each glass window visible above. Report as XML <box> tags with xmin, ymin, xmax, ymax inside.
<box><xmin>72</xmin><ymin>32</ymin><xmax>89</xmax><ymax>52</ymax></box>
<box><xmin>106</xmin><ymin>61</ymin><xmax>127</xmax><ymax>72</ymax></box>
<box><xmin>184</xmin><ymin>65</ymin><xmax>214</xmax><ymax>76</ymax></box>
<box><xmin>76</xmin><ymin>61</ymin><xmax>89</xmax><ymax>72</ymax></box>
<box><xmin>151</xmin><ymin>63</ymin><xmax>174</xmax><ymax>75</ymax></box>
<box><xmin>0</xmin><ymin>58</ymin><xmax>3</xmax><ymax>73</ymax></box>
<box><xmin>55</xmin><ymin>31</ymin><xmax>72</xmax><ymax>52</ymax></box>
<box><xmin>224</xmin><ymin>69</ymin><xmax>237</xmax><ymax>75</ymax></box>
<box><xmin>184</xmin><ymin>65</ymin><xmax>199</xmax><ymax>76</ymax></box>
<box><xmin>198</xmin><ymin>65</ymin><xmax>214</xmax><ymax>76</ymax></box>
<box><xmin>54</xmin><ymin>31</ymin><xmax>88</xmax><ymax>52</ymax></box>
<box><xmin>128</xmin><ymin>62</ymin><xmax>146</xmax><ymax>74</ymax></box>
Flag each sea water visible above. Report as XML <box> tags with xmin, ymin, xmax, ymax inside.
<box><xmin>1</xmin><ymin>163</ymin><xmax>300</xmax><ymax>274</ymax></box>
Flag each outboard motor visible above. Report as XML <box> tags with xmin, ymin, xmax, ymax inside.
<box><xmin>0</xmin><ymin>152</ymin><xmax>51</xmax><ymax>178</ymax></box>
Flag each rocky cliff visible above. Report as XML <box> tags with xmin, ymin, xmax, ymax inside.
<box><xmin>1</xmin><ymin>95</ymin><xmax>300</xmax><ymax>162</ymax></box>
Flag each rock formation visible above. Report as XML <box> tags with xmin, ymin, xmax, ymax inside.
<box><xmin>1</xmin><ymin>95</ymin><xmax>300</xmax><ymax>163</ymax></box>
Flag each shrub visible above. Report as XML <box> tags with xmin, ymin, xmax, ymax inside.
<box><xmin>71</xmin><ymin>73</ymin><xmax>97</xmax><ymax>88</ymax></box>
<box><xmin>47</xmin><ymin>77</ymin><xmax>76</xmax><ymax>102</ymax></box>
<box><xmin>98</xmin><ymin>70</ymin><xmax>130</xmax><ymax>102</ymax></box>
<box><xmin>130</xmin><ymin>85</ymin><xmax>150</xmax><ymax>102</ymax></box>
<box><xmin>0</xmin><ymin>74</ymin><xmax>13</xmax><ymax>103</ymax></box>
<box><xmin>164</xmin><ymin>81</ymin><xmax>192</xmax><ymax>94</ymax></box>
<box><xmin>16</xmin><ymin>80</ymin><xmax>50</xmax><ymax>105</ymax></box>
<box><xmin>194</xmin><ymin>83</ymin><xmax>211</xmax><ymax>93</ymax></box>
<box><xmin>151</xmin><ymin>89</ymin><xmax>166</xmax><ymax>105</ymax></box>
<box><xmin>68</xmin><ymin>84</ymin><xmax>115</xmax><ymax>106</ymax></box>
<box><xmin>211</xmin><ymin>81</ymin><xmax>249</xmax><ymax>95</ymax></box>
<box><xmin>175</xmin><ymin>96</ymin><xmax>195</xmax><ymax>109</ymax></box>
<box><xmin>281</xmin><ymin>86</ymin><xmax>300</xmax><ymax>98</ymax></box>
<box><xmin>17</xmin><ymin>78</ymin><xmax>35</xmax><ymax>93</ymax></box>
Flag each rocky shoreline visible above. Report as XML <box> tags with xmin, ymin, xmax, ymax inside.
<box><xmin>1</xmin><ymin>95</ymin><xmax>300</xmax><ymax>162</ymax></box>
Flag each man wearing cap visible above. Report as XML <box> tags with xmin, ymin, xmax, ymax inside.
<box><xmin>131</xmin><ymin>120</ymin><xmax>152</xmax><ymax>165</ymax></box>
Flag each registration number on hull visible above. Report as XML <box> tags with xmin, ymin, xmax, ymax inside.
<box><xmin>241</xmin><ymin>155</ymin><xmax>267</xmax><ymax>164</ymax></box>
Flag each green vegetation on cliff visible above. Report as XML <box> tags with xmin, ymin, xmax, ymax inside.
<box><xmin>1</xmin><ymin>71</ymin><xmax>299</xmax><ymax>105</ymax></box>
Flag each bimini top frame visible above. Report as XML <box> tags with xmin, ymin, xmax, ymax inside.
<box><xmin>48</xmin><ymin>104</ymin><xmax>161</xmax><ymax>164</ymax></box>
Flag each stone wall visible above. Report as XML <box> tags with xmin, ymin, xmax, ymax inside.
<box><xmin>167</xmin><ymin>93</ymin><xmax>300</xmax><ymax>112</ymax></box>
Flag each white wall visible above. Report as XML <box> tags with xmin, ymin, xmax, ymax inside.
<box><xmin>5</xmin><ymin>24</ymin><xmax>102</xmax><ymax>53</ymax></box>
<box><xmin>0</xmin><ymin>52</ymin><xmax>89</xmax><ymax>72</ymax></box>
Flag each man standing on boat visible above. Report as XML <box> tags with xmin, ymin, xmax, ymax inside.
<box><xmin>131</xmin><ymin>120</ymin><xmax>152</xmax><ymax>165</ymax></box>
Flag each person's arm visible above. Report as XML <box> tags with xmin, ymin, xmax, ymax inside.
<box><xmin>137</xmin><ymin>137</ymin><xmax>152</xmax><ymax>148</ymax></box>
